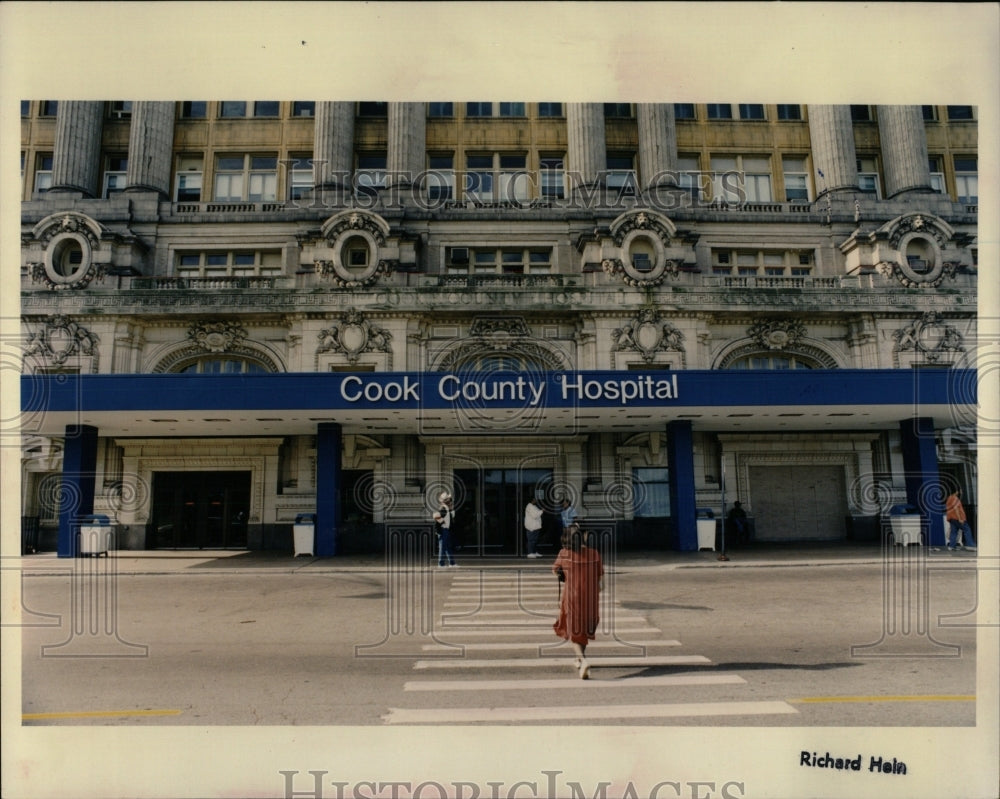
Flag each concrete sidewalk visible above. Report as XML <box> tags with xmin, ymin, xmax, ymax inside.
<box><xmin>16</xmin><ymin>541</ymin><xmax>978</xmax><ymax>576</ymax></box>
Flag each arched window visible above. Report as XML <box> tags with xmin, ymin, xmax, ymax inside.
<box><xmin>725</xmin><ymin>353</ymin><xmax>816</xmax><ymax>370</ymax></box>
<box><xmin>174</xmin><ymin>357</ymin><xmax>269</xmax><ymax>374</ymax></box>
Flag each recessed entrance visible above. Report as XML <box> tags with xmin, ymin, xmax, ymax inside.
<box><xmin>151</xmin><ymin>471</ymin><xmax>251</xmax><ymax>549</ymax></box>
<box><xmin>453</xmin><ymin>467</ymin><xmax>559</xmax><ymax>556</ymax></box>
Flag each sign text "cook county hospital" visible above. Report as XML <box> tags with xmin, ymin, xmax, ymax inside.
<box><xmin>339</xmin><ymin>373</ymin><xmax>681</xmax><ymax>407</ymax></box>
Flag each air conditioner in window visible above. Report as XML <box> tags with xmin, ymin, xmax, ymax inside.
<box><xmin>111</xmin><ymin>110</ymin><xmax>132</xmax><ymax>120</ymax></box>
<box><xmin>448</xmin><ymin>247</ymin><xmax>469</xmax><ymax>264</ymax></box>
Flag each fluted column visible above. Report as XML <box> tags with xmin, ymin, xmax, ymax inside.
<box><xmin>566</xmin><ymin>103</ymin><xmax>606</xmax><ymax>194</ymax></box>
<box><xmin>807</xmin><ymin>105</ymin><xmax>858</xmax><ymax>195</ymax></box>
<box><xmin>878</xmin><ymin>105</ymin><xmax>931</xmax><ymax>197</ymax></box>
<box><xmin>125</xmin><ymin>102</ymin><xmax>176</xmax><ymax>196</ymax></box>
<box><xmin>313</xmin><ymin>101</ymin><xmax>355</xmax><ymax>190</ymax></box>
<box><xmin>50</xmin><ymin>101</ymin><xmax>104</xmax><ymax>196</ymax></box>
<box><xmin>636</xmin><ymin>103</ymin><xmax>678</xmax><ymax>189</ymax></box>
<box><xmin>386</xmin><ymin>102</ymin><xmax>426</xmax><ymax>188</ymax></box>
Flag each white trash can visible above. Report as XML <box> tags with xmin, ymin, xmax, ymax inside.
<box><xmin>696</xmin><ymin>508</ymin><xmax>716</xmax><ymax>551</ymax></box>
<box><xmin>293</xmin><ymin>513</ymin><xmax>316</xmax><ymax>557</ymax></box>
<box><xmin>78</xmin><ymin>514</ymin><xmax>112</xmax><ymax>556</ymax></box>
<box><xmin>888</xmin><ymin>504</ymin><xmax>924</xmax><ymax>546</ymax></box>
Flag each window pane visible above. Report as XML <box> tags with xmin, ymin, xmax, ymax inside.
<box><xmin>466</xmin><ymin>102</ymin><xmax>492</xmax><ymax>117</ymax></box>
<box><xmin>428</xmin><ymin>102</ymin><xmax>453</xmax><ymax>117</ymax></box>
<box><xmin>181</xmin><ymin>101</ymin><xmax>207</xmax><ymax>118</ymax></box>
<box><xmin>633</xmin><ymin>468</ymin><xmax>670</xmax><ymax>517</ymax></box>
<box><xmin>537</xmin><ymin>102</ymin><xmax>562</xmax><ymax>117</ymax></box>
<box><xmin>739</xmin><ymin>104</ymin><xmax>765</xmax><ymax>120</ymax></box>
<box><xmin>499</xmin><ymin>154</ymin><xmax>525</xmax><ymax>169</ymax></box>
<box><xmin>706</xmin><ymin>104</ymin><xmax>732</xmax><ymax>119</ymax></box>
<box><xmin>358</xmin><ymin>102</ymin><xmax>387</xmax><ymax>116</ymax></box>
<box><xmin>467</xmin><ymin>155</ymin><xmax>492</xmax><ymax>169</ymax></box>
<box><xmin>849</xmin><ymin>105</ymin><xmax>871</xmax><ymax>121</ymax></box>
<box><xmin>603</xmin><ymin>103</ymin><xmax>631</xmax><ymax>118</ymax></box>
<box><xmin>776</xmin><ymin>104</ymin><xmax>801</xmax><ymax>120</ymax></box>
<box><xmin>217</xmin><ymin>156</ymin><xmax>244</xmax><ymax>171</ymax></box>
<box><xmin>674</xmin><ymin>103</ymin><xmax>696</xmax><ymax>119</ymax></box>
<box><xmin>220</xmin><ymin>101</ymin><xmax>247</xmax><ymax>118</ymax></box>
<box><xmin>292</xmin><ymin>101</ymin><xmax>315</xmax><ymax>117</ymax></box>
<box><xmin>254</xmin><ymin>101</ymin><xmax>279</xmax><ymax>117</ymax></box>
<box><xmin>946</xmin><ymin>105</ymin><xmax>974</xmax><ymax>120</ymax></box>
<box><xmin>499</xmin><ymin>102</ymin><xmax>525</xmax><ymax>117</ymax></box>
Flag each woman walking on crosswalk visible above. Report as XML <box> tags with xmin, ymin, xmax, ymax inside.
<box><xmin>552</xmin><ymin>524</ymin><xmax>603</xmax><ymax>679</ymax></box>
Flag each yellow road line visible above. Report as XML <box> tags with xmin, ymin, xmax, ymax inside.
<box><xmin>22</xmin><ymin>709</ymin><xmax>182</xmax><ymax>720</ymax></box>
<box><xmin>791</xmin><ymin>695</ymin><xmax>974</xmax><ymax>704</ymax></box>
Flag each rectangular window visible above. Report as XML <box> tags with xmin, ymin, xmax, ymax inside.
<box><xmin>292</xmin><ymin>101</ymin><xmax>315</xmax><ymax>117</ymax></box>
<box><xmin>175</xmin><ymin>250</ymin><xmax>282</xmax><ymax>277</ymax></box>
<box><xmin>426</xmin><ymin>154</ymin><xmax>455</xmax><ymax>201</ymax></box>
<box><xmin>452</xmin><ymin>247</ymin><xmax>554</xmax><ymax>275</ymax></box>
<box><xmin>676</xmin><ymin>155</ymin><xmax>701</xmax><ymax>199</ymax></box>
<box><xmin>109</xmin><ymin>101</ymin><xmax>132</xmax><ymax>119</ymax></box>
<box><xmin>776</xmin><ymin>104</ymin><xmax>801</xmax><ymax>120</ymax></box>
<box><xmin>857</xmin><ymin>157</ymin><xmax>880</xmax><ymax>196</ymax></box>
<box><xmin>214</xmin><ymin>156</ymin><xmax>245</xmax><ymax>201</ymax></box>
<box><xmin>946</xmin><ymin>105</ymin><xmax>974</xmax><ymax>120</ymax></box>
<box><xmin>850</xmin><ymin>105</ymin><xmax>872</xmax><ymax>121</ymax></box>
<box><xmin>632</xmin><ymin>468</ymin><xmax>670</xmax><ymax>517</ymax></box>
<box><xmin>175</xmin><ymin>155</ymin><xmax>203</xmax><ymax>202</ymax></box>
<box><xmin>499</xmin><ymin>102</ymin><xmax>525</xmax><ymax>117</ymax></box>
<box><xmin>706</xmin><ymin>103</ymin><xmax>733</xmax><ymax>119</ymax></box>
<box><xmin>466</xmin><ymin>102</ymin><xmax>492</xmax><ymax>118</ymax></box>
<box><xmin>356</xmin><ymin>153</ymin><xmax>387</xmax><ymax>195</ymax></box>
<box><xmin>35</xmin><ymin>154</ymin><xmax>53</xmax><ymax>193</ymax></box>
<box><xmin>606</xmin><ymin>153</ymin><xmax>636</xmax><ymax>195</ymax></box>
<box><xmin>253</xmin><ymin>101</ymin><xmax>280</xmax><ymax>117</ymax></box>
<box><xmin>782</xmin><ymin>156</ymin><xmax>809</xmax><ymax>201</ymax></box>
<box><xmin>928</xmin><ymin>156</ymin><xmax>944</xmax><ymax>193</ymax></box>
<box><xmin>674</xmin><ymin>103</ymin><xmax>696</xmax><ymax>119</ymax></box>
<box><xmin>739</xmin><ymin>104</ymin><xmax>765</xmax><ymax>120</ymax></box>
<box><xmin>537</xmin><ymin>102</ymin><xmax>562</xmax><ymax>117</ymax></box>
<box><xmin>954</xmin><ymin>156</ymin><xmax>977</xmax><ymax>202</ymax></box>
<box><xmin>921</xmin><ymin>105</ymin><xmax>937</xmax><ymax>121</ymax></box>
<box><xmin>498</xmin><ymin>154</ymin><xmax>528</xmax><ymax>201</ymax></box>
<box><xmin>219</xmin><ymin>101</ymin><xmax>247</xmax><ymax>118</ymax></box>
<box><xmin>428</xmin><ymin>102</ymin><xmax>453</xmax><ymax>117</ymax></box>
<box><xmin>181</xmin><ymin>101</ymin><xmax>207</xmax><ymax>118</ymax></box>
<box><xmin>102</xmin><ymin>155</ymin><xmax>128</xmax><ymax>197</ymax></box>
<box><xmin>539</xmin><ymin>156</ymin><xmax>564</xmax><ymax>199</ymax></box>
<box><xmin>289</xmin><ymin>155</ymin><xmax>313</xmax><ymax>200</ymax></box>
<box><xmin>21</xmin><ymin>100</ymin><xmax>30</xmax><ymax>116</ymax></box>
<box><xmin>465</xmin><ymin>154</ymin><xmax>494</xmax><ymax>200</ymax></box>
<box><xmin>40</xmin><ymin>101</ymin><xmax>58</xmax><ymax>117</ymax></box>
<box><xmin>358</xmin><ymin>102</ymin><xmax>387</xmax><ymax>117</ymax></box>
<box><xmin>743</xmin><ymin>157</ymin><xmax>772</xmax><ymax>202</ymax></box>
<box><xmin>603</xmin><ymin>103</ymin><xmax>632</xmax><ymax>118</ymax></box>
<box><xmin>214</xmin><ymin>154</ymin><xmax>277</xmax><ymax>202</ymax></box>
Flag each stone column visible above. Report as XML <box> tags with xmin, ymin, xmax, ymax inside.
<box><xmin>878</xmin><ymin>105</ymin><xmax>932</xmax><ymax>197</ymax></box>
<box><xmin>636</xmin><ymin>103</ymin><xmax>678</xmax><ymax>190</ymax></box>
<box><xmin>57</xmin><ymin>424</ymin><xmax>98</xmax><ymax>557</ymax></box>
<box><xmin>667</xmin><ymin>421</ymin><xmax>697</xmax><ymax>552</ymax></box>
<box><xmin>125</xmin><ymin>101</ymin><xmax>176</xmax><ymax>196</ymax></box>
<box><xmin>807</xmin><ymin>105</ymin><xmax>858</xmax><ymax>194</ymax></box>
<box><xmin>387</xmin><ymin>102</ymin><xmax>426</xmax><ymax>190</ymax></box>
<box><xmin>313</xmin><ymin>101</ymin><xmax>355</xmax><ymax>193</ymax></box>
<box><xmin>566</xmin><ymin>102</ymin><xmax>606</xmax><ymax>195</ymax></box>
<box><xmin>50</xmin><ymin>101</ymin><xmax>104</xmax><ymax>196</ymax></box>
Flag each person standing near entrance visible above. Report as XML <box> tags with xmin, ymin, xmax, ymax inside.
<box><xmin>552</xmin><ymin>524</ymin><xmax>603</xmax><ymax>679</ymax></box>
<box><xmin>945</xmin><ymin>488</ymin><xmax>977</xmax><ymax>551</ymax></box>
<box><xmin>524</xmin><ymin>497</ymin><xmax>544</xmax><ymax>558</ymax></box>
<box><xmin>559</xmin><ymin>498</ymin><xmax>578</xmax><ymax>532</ymax></box>
<box><xmin>433</xmin><ymin>492</ymin><xmax>457</xmax><ymax>567</ymax></box>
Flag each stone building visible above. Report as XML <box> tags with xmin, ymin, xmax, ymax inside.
<box><xmin>18</xmin><ymin>101</ymin><xmax>978</xmax><ymax>556</ymax></box>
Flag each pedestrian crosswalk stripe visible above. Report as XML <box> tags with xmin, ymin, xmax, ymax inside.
<box><xmin>404</xmin><ymin>674</ymin><xmax>745</xmax><ymax>691</ymax></box>
<box><xmin>413</xmin><ymin>655</ymin><xmax>712</xmax><ymax>669</ymax></box>
<box><xmin>421</xmin><ymin>640</ymin><xmax>680</xmax><ymax>651</ymax></box>
<box><xmin>433</xmin><ymin>627</ymin><xmax>663</xmax><ymax>638</ymax></box>
<box><xmin>383</xmin><ymin>701</ymin><xmax>799</xmax><ymax>724</ymax></box>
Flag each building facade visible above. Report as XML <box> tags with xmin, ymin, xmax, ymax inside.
<box><xmin>19</xmin><ymin>101</ymin><xmax>978</xmax><ymax>556</ymax></box>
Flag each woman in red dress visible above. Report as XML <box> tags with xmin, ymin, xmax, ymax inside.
<box><xmin>552</xmin><ymin>524</ymin><xmax>603</xmax><ymax>679</ymax></box>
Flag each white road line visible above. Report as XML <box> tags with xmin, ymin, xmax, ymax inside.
<box><xmin>413</xmin><ymin>655</ymin><xmax>712</xmax><ymax>669</ymax></box>
<box><xmin>433</xmin><ymin>627</ymin><xmax>663</xmax><ymax>638</ymax></box>
<box><xmin>383</xmin><ymin>701</ymin><xmax>799</xmax><ymax>724</ymax></box>
<box><xmin>404</xmin><ymin>674</ymin><xmax>745</xmax><ymax>691</ymax></box>
<box><xmin>440</xmin><ymin>609</ymin><xmax>646</xmax><ymax>619</ymax></box>
<box><xmin>421</xmin><ymin>640</ymin><xmax>680</xmax><ymax>651</ymax></box>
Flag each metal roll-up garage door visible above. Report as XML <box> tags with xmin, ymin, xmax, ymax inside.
<box><xmin>748</xmin><ymin>465</ymin><xmax>848</xmax><ymax>541</ymax></box>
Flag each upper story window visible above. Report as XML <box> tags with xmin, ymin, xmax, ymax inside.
<box><xmin>109</xmin><ymin>101</ymin><xmax>132</xmax><ymax>120</ymax></box>
<box><xmin>358</xmin><ymin>102</ymin><xmax>387</xmax><ymax>117</ymax></box>
<box><xmin>288</xmin><ymin>154</ymin><xmax>313</xmax><ymax>200</ymax></box>
<box><xmin>782</xmin><ymin>156</ymin><xmax>809</xmax><ymax>201</ymax></box>
<box><xmin>713</xmin><ymin>249</ymin><xmax>814</xmax><ymax>276</ymax></box>
<box><xmin>465</xmin><ymin>153</ymin><xmax>495</xmax><ymax>199</ymax></box>
<box><xmin>466</xmin><ymin>102</ymin><xmax>492</xmax><ymax>118</ymax></box>
<box><xmin>727</xmin><ymin>354</ymin><xmax>816</xmax><ymax>369</ymax></box>
<box><xmin>292</xmin><ymin>101</ymin><xmax>315</xmax><ymax>117</ymax></box>
<box><xmin>219</xmin><ymin>101</ymin><xmax>247</xmax><ymax>118</ymax></box>
<box><xmin>710</xmin><ymin>155</ymin><xmax>772</xmax><ymax>203</ymax></box>
<box><xmin>850</xmin><ymin>105</ymin><xmax>873</xmax><ymax>122</ymax></box>
<box><xmin>428</xmin><ymin>102</ymin><xmax>454</xmax><ymax>117</ymax></box>
<box><xmin>447</xmin><ymin>247</ymin><xmax>553</xmax><ymax>275</ymax></box>
<box><xmin>674</xmin><ymin>103</ymin><xmax>696</xmax><ymax>120</ymax></box>
<box><xmin>214</xmin><ymin>154</ymin><xmax>278</xmax><ymax>202</ymax></box>
<box><xmin>706</xmin><ymin>104</ymin><xmax>733</xmax><ymax>120</ymax></box>
<box><xmin>356</xmin><ymin>153</ymin><xmax>387</xmax><ymax>196</ymax></box>
<box><xmin>176</xmin><ymin>357</ymin><xmax>269</xmax><ymax>374</ymax></box>
<box><xmin>34</xmin><ymin>154</ymin><xmax>53</xmax><ymax>193</ymax></box>
<box><xmin>738</xmin><ymin>104</ymin><xmax>765</xmax><ymax>120</ymax></box>
<box><xmin>499</xmin><ymin>102</ymin><xmax>525</xmax><ymax>117</ymax></box>
<box><xmin>922</xmin><ymin>105</ymin><xmax>937</xmax><ymax>121</ymax></box>
<box><xmin>426</xmin><ymin>154</ymin><xmax>455</xmax><ymax>201</ymax></box>
<box><xmin>856</xmin><ymin>156</ymin><xmax>881</xmax><ymax>197</ymax></box>
<box><xmin>946</xmin><ymin>105</ymin><xmax>975</xmax><ymax>120</ymax></box>
<box><xmin>603</xmin><ymin>103</ymin><xmax>632</xmax><ymax>118</ymax></box>
<box><xmin>537</xmin><ymin>102</ymin><xmax>563</xmax><ymax>117</ymax></box>
<box><xmin>253</xmin><ymin>101</ymin><xmax>280</xmax><ymax>117</ymax></box>
<box><xmin>175</xmin><ymin>249</ymin><xmax>283</xmax><ymax>277</ymax></box>
<box><xmin>174</xmin><ymin>155</ymin><xmax>203</xmax><ymax>202</ymax></box>
<box><xmin>677</xmin><ymin>155</ymin><xmax>702</xmax><ymax>199</ymax></box>
<box><xmin>40</xmin><ymin>101</ymin><xmax>58</xmax><ymax>117</ymax></box>
<box><xmin>954</xmin><ymin>156</ymin><xmax>977</xmax><ymax>202</ymax></box>
<box><xmin>102</xmin><ymin>155</ymin><xmax>128</xmax><ymax>197</ymax></box>
<box><xmin>181</xmin><ymin>101</ymin><xmax>207</xmax><ymax>118</ymax></box>
<box><xmin>606</xmin><ymin>153</ymin><xmax>637</xmax><ymax>196</ymax></box>
<box><xmin>21</xmin><ymin>100</ymin><xmax>31</xmax><ymax>116</ymax></box>
<box><xmin>539</xmin><ymin>156</ymin><xmax>565</xmax><ymax>199</ymax></box>
<box><xmin>928</xmin><ymin>156</ymin><xmax>945</xmax><ymax>193</ymax></box>
<box><xmin>776</xmin><ymin>104</ymin><xmax>802</xmax><ymax>120</ymax></box>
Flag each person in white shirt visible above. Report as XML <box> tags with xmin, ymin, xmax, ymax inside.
<box><xmin>524</xmin><ymin>497</ymin><xmax>545</xmax><ymax>558</ymax></box>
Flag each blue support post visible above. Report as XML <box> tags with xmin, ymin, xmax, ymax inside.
<box><xmin>57</xmin><ymin>425</ymin><xmax>98</xmax><ymax>558</ymax></box>
<box><xmin>667</xmin><ymin>420</ymin><xmax>697</xmax><ymax>551</ymax></box>
<box><xmin>899</xmin><ymin>417</ymin><xmax>945</xmax><ymax>546</ymax></box>
<box><xmin>315</xmin><ymin>422</ymin><xmax>342</xmax><ymax>556</ymax></box>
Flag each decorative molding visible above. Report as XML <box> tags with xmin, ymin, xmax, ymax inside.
<box><xmin>468</xmin><ymin>317</ymin><xmax>531</xmax><ymax>338</ymax></box>
<box><xmin>612</xmin><ymin>309</ymin><xmax>685</xmax><ymax>364</ymax></box>
<box><xmin>747</xmin><ymin>318</ymin><xmax>807</xmax><ymax>351</ymax></box>
<box><xmin>892</xmin><ymin>311</ymin><xmax>965</xmax><ymax>365</ymax></box>
<box><xmin>317</xmin><ymin>308</ymin><xmax>393</xmax><ymax>365</ymax></box>
<box><xmin>874</xmin><ymin>212</ymin><xmax>960</xmax><ymax>288</ymax></box>
<box><xmin>602</xmin><ymin>209</ymin><xmax>683</xmax><ymax>287</ymax></box>
<box><xmin>187</xmin><ymin>321</ymin><xmax>247</xmax><ymax>353</ymax></box>
<box><xmin>25</xmin><ymin>314</ymin><xmax>100</xmax><ymax>367</ymax></box>
<box><xmin>314</xmin><ymin>210</ymin><xmax>396</xmax><ymax>289</ymax></box>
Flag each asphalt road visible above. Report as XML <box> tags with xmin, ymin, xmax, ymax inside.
<box><xmin>18</xmin><ymin>556</ymin><xmax>980</xmax><ymax>728</ymax></box>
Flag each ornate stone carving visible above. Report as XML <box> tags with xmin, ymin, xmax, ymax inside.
<box><xmin>612</xmin><ymin>309</ymin><xmax>685</xmax><ymax>363</ymax></box>
<box><xmin>28</xmin><ymin>212</ymin><xmax>108</xmax><ymax>290</ymax></box>
<box><xmin>892</xmin><ymin>312</ymin><xmax>965</xmax><ymax>363</ymax></box>
<box><xmin>874</xmin><ymin>212</ymin><xmax>960</xmax><ymax>288</ymax></box>
<box><xmin>317</xmin><ymin>309</ymin><xmax>392</xmax><ymax>364</ymax></box>
<box><xmin>25</xmin><ymin>314</ymin><xmax>100</xmax><ymax>366</ymax></box>
<box><xmin>747</xmin><ymin>319</ymin><xmax>807</xmax><ymax>351</ymax></box>
<box><xmin>312</xmin><ymin>210</ymin><xmax>396</xmax><ymax>289</ymax></box>
<box><xmin>187</xmin><ymin>321</ymin><xmax>247</xmax><ymax>353</ymax></box>
<box><xmin>469</xmin><ymin>317</ymin><xmax>531</xmax><ymax>339</ymax></box>
<box><xmin>601</xmin><ymin>209</ymin><xmax>684</xmax><ymax>287</ymax></box>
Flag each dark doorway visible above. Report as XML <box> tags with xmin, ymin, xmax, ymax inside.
<box><xmin>453</xmin><ymin>468</ymin><xmax>555</xmax><ymax>556</ymax></box>
<box><xmin>151</xmin><ymin>471</ymin><xmax>251</xmax><ymax>549</ymax></box>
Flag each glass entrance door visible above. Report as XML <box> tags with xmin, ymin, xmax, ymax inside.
<box><xmin>454</xmin><ymin>468</ymin><xmax>555</xmax><ymax>556</ymax></box>
<box><xmin>151</xmin><ymin>471</ymin><xmax>251</xmax><ymax>549</ymax></box>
